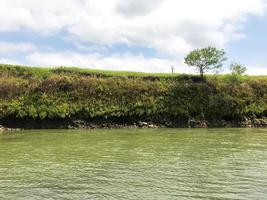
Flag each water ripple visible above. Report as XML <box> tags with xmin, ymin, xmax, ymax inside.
<box><xmin>0</xmin><ymin>128</ymin><xmax>267</xmax><ymax>199</ymax></box>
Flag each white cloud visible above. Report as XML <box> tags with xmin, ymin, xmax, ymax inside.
<box><xmin>26</xmin><ymin>51</ymin><xmax>194</xmax><ymax>73</ymax></box>
<box><xmin>0</xmin><ymin>0</ymin><xmax>267</xmax><ymax>74</ymax></box>
<box><xmin>0</xmin><ymin>0</ymin><xmax>266</xmax><ymax>56</ymax></box>
<box><xmin>74</xmin><ymin>43</ymin><xmax>108</xmax><ymax>53</ymax></box>
<box><xmin>246</xmin><ymin>66</ymin><xmax>267</xmax><ymax>75</ymax></box>
<box><xmin>0</xmin><ymin>42</ymin><xmax>36</xmax><ymax>53</ymax></box>
<box><xmin>25</xmin><ymin>51</ymin><xmax>267</xmax><ymax>75</ymax></box>
<box><xmin>0</xmin><ymin>58</ymin><xmax>21</xmax><ymax>65</ymax></box>
<box><xmin>115</xmin><ymin>0</ymin><xmax>163</xmax><ymax>18</ymax></box>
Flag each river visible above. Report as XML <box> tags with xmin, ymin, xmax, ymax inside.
<box><xmin>0</xmin><ymin>128</ymin><xmax>267</xmax><ymax>199</ymax></box>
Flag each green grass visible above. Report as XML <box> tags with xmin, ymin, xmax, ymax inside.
<box><xmin>1</xmin><ymin>63</ymin><xmax>266</xmax><ymax>80</ymax></box>
<box><xmin>0</xmin><ymin>64</ymin><xmax>52</xmax><ymax>77</ymax></box>
<box><xmin>50</xmin><ymin>66</ymin><xmax>183</xmax><ymax>77</ymax></box>
<box><xmin>0</xmin><ymin>64</ymin><xmax>181</xmax><ymax>78</ymax></box>
<box><xmin>1</xmin><ymin>64</ymin><xmax>266</xmax><ymax>122</ymax></box>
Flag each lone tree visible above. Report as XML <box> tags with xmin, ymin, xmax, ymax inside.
<box><xmin>230</xmin><ymin>63</ymin><xmax>247</xmax><ymax>75</ymax></box>
<box><xmin>171</xmin><ymin>65</ymin><xmax>175</xmax><ymax>74</ymax></box>
<box><xmin>185</xmin><ymin>47</ymin><xmax>227</xmax><ymax>77</ymax></box>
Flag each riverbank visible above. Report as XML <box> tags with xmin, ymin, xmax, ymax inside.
<box><xmin>0</xmin><ymin>65</ymin><xmax>266</xmax><ymax>128</ymax></box>
<box><xmin>1</xmin><ymin>117</ymin><xmax>266</xmax><ymax>130</ymax></box>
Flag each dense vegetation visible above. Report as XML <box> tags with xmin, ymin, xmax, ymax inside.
<box><xmin>0</xmin><ymin>64</ymin><xmax>266</xmax><ymax>127</ymax></box>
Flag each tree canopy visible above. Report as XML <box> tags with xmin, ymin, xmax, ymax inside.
<box><xmin>185</xmin><ymin>47</ymin><xmax>227</xmax><ymax>77</ymax></box>
<box><xmin>230</xmin><ymin>63</ymin><xmax>247</xmax><ymax>75</ymax></box>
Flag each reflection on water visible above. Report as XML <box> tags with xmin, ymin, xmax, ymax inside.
<box><xmin>0</xmin><ymin>128</ymin><xmax>267</xmax><ymax>199</ymax></box>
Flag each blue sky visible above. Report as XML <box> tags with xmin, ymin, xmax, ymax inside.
<box><xmin>227</xmin><ymin>16</ymin><xmax>267</xmax><ymax>69</ymax></box>
<box><xmin>0</xmin><ymin>0</ymin><xmax>267</xmax><ymax>74</ymax></box>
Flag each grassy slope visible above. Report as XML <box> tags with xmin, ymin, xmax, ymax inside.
<box><xmin>1</xmin><ymin>64</ymin><xmax>266</xmax><ymax>80</ymax></box>
<box><xmin>0</xmin><ymin>64</ymin><xmax>266</xmax><ymax>128</ymax></box>
<box><xmin>0</xmin><ymin>64</ymin><xmax>179</xmax><ymax>78</ymax></box>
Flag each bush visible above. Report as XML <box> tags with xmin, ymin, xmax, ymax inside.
<box><xmin>0</xmin><ymin>65</ymin><xmax>266</xmax><ymax>121</ymax></box>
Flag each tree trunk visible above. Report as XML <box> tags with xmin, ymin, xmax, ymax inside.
<box><xmin>200</xmin><ymin>68</ymin><xmax>204</xmax><ymax>78</ymax></box>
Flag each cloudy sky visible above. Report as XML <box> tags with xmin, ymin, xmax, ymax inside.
<box><xmin>0</xmin><ymin>0</ymin><xmax>267</xmax><ymax>74</ymax></box>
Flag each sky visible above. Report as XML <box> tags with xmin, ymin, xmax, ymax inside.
<box><xmin>0</xmin><ymin>0</ymin><xmax>267</xmax><ymax>75</ymax></box>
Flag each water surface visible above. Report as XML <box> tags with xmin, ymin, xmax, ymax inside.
<box><xmin>0</xmin><ymin>128</ymin><xmax>267</xmax><ymax>199</ymax></box>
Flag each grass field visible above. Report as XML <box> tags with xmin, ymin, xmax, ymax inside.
<box><xmin>1</xmin><ymin>63</ymin><xmax>266</xmax><ymax>80</ymax></box>
<box><xmin>0</xmin><ymin>63</ymin><xmax>266</xmax><ymax>124</ymax></box>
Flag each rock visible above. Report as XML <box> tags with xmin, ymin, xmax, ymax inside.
<box><xmin>0</xmin><ymin>125</ymin><xmax>21</xmax><ymax>131</ymax></box>
<box><xmin>148</xmin><ymin>124</ymin><xmax>154</xmax><ymax>128</ymax></box>
<box><xmin>90</xmin><ymin>124</ymin><xmax>96</xmax><ymax>129</ymax></box>
<box><xmin>0</xmin><ymin>125</ymin><xmax>5</xmax><ymax>131</ymax></box>
<box><xmin>67</xmin><ymin>125</ymin><xmax>75</xmax><ymax>129</ymax></box>
<box><xmin>187</xmin><ymin>119</ymin><xmax>196</xmax><ymax>128</ymax></box>
<box><xmin>240</xmin><ymin>117</ymin><xmax>252</xmax><ymax>127</ymax></box>
<box><xmin>198</xmin><ymin>120</ymin><xmax>209</xmax><ymax>128</ymax></box>
<box><xmin>187</xmin><ymin>119</ymin><xmax>209</xmax><ymax>128</ymax></box>
<box><xmin>253</xmin><ymin>118</ymin><xmax>267</xmax><ymax>127</ymax></box>
<box><xmin>73</xmin><ymin>120</ymin><xmax>87</xmax><ymax>128</ymax></box>
<box><xmin>131</xmin><ymin>124</ymin><xmax>138</xmax><ymax>128</ymax></box>
<box><xmin>138</xmin><ymin>121</ymin><xmax>148</xmax><ymax>127</ymax></box>
<box><xmin>142</xmin><ymin>122</ymin><xmax>148</xmax><ymax>126</ymax></box>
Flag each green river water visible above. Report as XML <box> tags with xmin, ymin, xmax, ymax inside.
<box><xmin>0</xmin><ymin>128</ymin><xmax>267</xmax><ymax>199</ymax></box>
